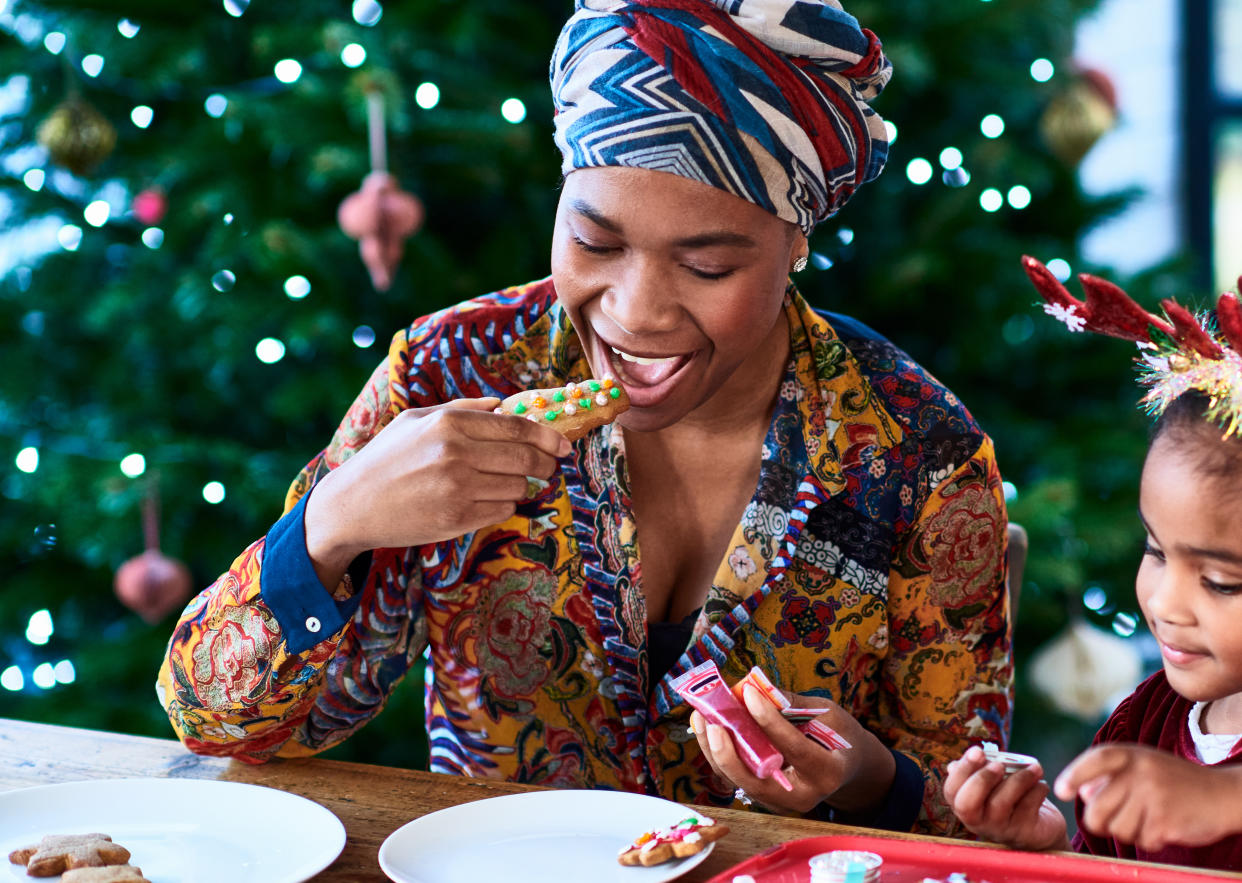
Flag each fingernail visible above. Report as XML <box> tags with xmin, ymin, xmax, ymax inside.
<box><xmin>557</xmin><ymin>438</ymin><xmax>572</xmax><ymax>457</ymax></box>
<box><xmin>707</xmin><ymin>725</ymin><xmax>724</xmax><ymax>752</ymax></box>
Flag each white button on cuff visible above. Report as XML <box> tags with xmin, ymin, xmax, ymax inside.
<box><xmin>305</xmin><ymin>616</ymin><xmax>322</xmax><ymax>633</ymax></box>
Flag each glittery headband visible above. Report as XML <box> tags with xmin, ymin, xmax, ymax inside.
<box><xmin>1022</xmin><ymin>255</ymin><xmax>1242</xmax><ymax>439</ymax></box>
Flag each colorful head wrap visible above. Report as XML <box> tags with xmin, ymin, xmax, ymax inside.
<box><xmin>550</xmin><ymin>0</ymin><xmax>892</xmax><ymax>234</ymax></box>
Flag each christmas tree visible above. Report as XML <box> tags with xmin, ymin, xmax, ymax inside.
<box><xmin>0</xmin><ymin>0</ymin><xmax>1193</xmax><ymax>772</ymax></box>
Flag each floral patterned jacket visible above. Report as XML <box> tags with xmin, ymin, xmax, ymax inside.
<box><xmin>156</xmin><ymin>279</ymin><xmax>1012</xmax><ymax>836</ymax></box>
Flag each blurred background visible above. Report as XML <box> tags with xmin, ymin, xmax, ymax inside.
<box><xmin>1</xmin><ymin>0</ymin><xmax>1240</xmax><ymax>830</ymax></box>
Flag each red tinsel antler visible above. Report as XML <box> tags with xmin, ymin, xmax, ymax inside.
<box><xmin>1219</xmin><ymin>288</ymin><xmax>1242</xmax><ymax>353</ymax></box>
<box><xmin>1159</xmin><ymin>299</ymin><xmax>1225</xmax><ymax>359</ymax></box>
<box><xmin>1020</xmin><ymin>255</ymin><xmax>1173</xmax><ymax>342</ymax></box>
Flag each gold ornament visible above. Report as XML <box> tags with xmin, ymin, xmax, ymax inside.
<box><xmin>1038</xmin><ymin>68</ymin><xmax>1118</xmax><ymax>167</ymax></box>
<box><xmin>36</xmin><ymin>95</ymin><xmax>117</xmax><ymax>176</ymax></box>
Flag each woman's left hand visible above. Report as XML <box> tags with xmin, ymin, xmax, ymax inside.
<box><xmin>690</xmin><ymin>685</ymin><xmax>896</xmax><ymax>816</ymax></box>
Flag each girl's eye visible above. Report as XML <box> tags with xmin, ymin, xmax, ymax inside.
<box><xmin>1204</xmin><ymin>578</ymin><xmax>1242</xmax><ymax>596</ymax></box>
<box><xmin>572</xmin><ymin>236</ymin><xmax>615</xmax><ymax>255</ymax></box>
<box><xmin>1143</xmin><ymin>541</ymin><xmax>1166</xmax><ymax>562</ymax></box>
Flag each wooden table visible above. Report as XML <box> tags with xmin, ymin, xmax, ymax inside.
<box><xmin>0</xmin><ymin>718</ymin><xmax>1233</xmax><ymax>881</ymax></box>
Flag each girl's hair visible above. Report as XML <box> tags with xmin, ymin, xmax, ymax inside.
<box><xmin>1151</xmin><ymin>391</ymin><xmax>1242</xmax><ymax>484</ymax></box>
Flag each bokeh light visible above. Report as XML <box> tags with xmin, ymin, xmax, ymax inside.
<box><xmin>415</xmin><ymin>82</ymin><xmax>440</xmax><ymax>110</ymax></box>
<box><xmin>43</xmin><ymin>31</ymin><xmax>65</xmax><ymax>54</ymax></box>
<box><xmin>980</xmin><ymin>114</ymin><xmax>1005</xmax><ymax>138</ymax></box>
<box><xmin>22</xmin><ymin>169</ymin><xmax>44</xmax><ymax>191</ymax></box>
<box><xmin>341</xmin><ymin>43</ymin><xmax>366</xmax><ymax>68</ymax></box>
<box><xmin>15</xmin><ymin>446</ymin><xmax>38</xmax><ymax>473</ymax></box>
<box><xmin>501</xmin><ymin>98</ymin><xmax>526</xmax><ymax>124</ymax></box>
<box><xmin>979</xmin><ymin>188</ymin><xmax>1003</xmax><ymax>212</ymax></box>
<box><xmin>1007</xmin><ymin>185</ymin><xmax>1032</xmax><ymax>209</ymax></box>
<box><xmin>57</xmin><ymin>224</ymin><xmax>83</xmax><ymax>251</ymax></box>
<box><xmin>211</xmin><ymin>269</ymin><xmax>236</xmax><ymax>292</ymax></box>
<box><xmin>202</xmin><ymin>481</ymin><xmax>226</xmax><ymax>504</ymax></box>
<box><xmin>1030</xmin><ymin>58</ymin><xmax>1055</xmax><ymax>82</ymax></box>
<box><xmin>130</xmin><ymin>105</ymin><xmax>154</xmax><ymax>128</ymax></box>
<box><xmin>141</xmin><ymin>227</ymin><xmax>164</xmax><ymax>249</ymax></box>
<box><xmin>1047</xmin><ymin>258</ymin><xmax>1072</xmax><ymax>281</ymax></box>
<box><xmin>1</xmin><ymin>667</ymin><xmax>23</xmax><ymax>691</ymax></box>
<box><xmin>284</xmin><ymin>275</ymin><xmax>311</xmax><ymax>299</ymax></box>
<box><xmin>938</xmin><ymin>147</ymin><xmax>963</xmax><ymax>170</ymax></box>
<box><xmin>83</xmin><ymin>200</ymin><xmax>111</xmax><ymax>227</ymax></box>
<box><xmin>255</xmin><ymin>338</ymin><xmax>286</xmax><ymax>364</ymax></box>
<box><xmin>353</xmin><ymin>0</ymin><xmax>382</xmax><ymax>26</ymax></box>
<box><xmin>25</xmin><ymin>609</ymin><xmax>52</xmax><ymax>645</ymax></box>
<box><xmin>81</xmin><ymin>53</ymin><xmax>104</xmax><ymax>77</ymax></box>
<box><xmin>119</xmin><ymin>453</ymin><xmax>146</xmax><ymax>477</ymax></box>
<box><xmin>274</xmin><ymin>59</ymin><xmax>302</xmax><ymax>84</ymax></box>
<box><xmin>204</xmin><ymin>94</ymin><xmax>228</xmax><ymax>118</ymax></box>
<box><xmin>352</xmin><ymin>325</ymin><xmax>376</xmax><ymax>348</ymax></box>
<box><xmin>905</xmin><ymin>158</ymin><xmax>933</xmax><ymax>185</ymax></box>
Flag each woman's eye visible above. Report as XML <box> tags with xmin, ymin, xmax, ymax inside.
<box><xmin>572</xmin><ymin>236</ymin><xmax>615</xmax><ymax>255</ymax></box>
<box><xmin>686</xmin><ymin>266</ymin><xmax>735</xmax><ymax>281</ymax></box>
<box><xmin>1143</xmin><ymin>541</ymin><xmax>1166</xmax><ymax>562</ymax></box>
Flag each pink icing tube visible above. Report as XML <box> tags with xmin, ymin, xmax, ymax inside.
<box><xmin>671</xmin><ymin>660</ymin><xmax>793</xmax><ymax>791</ymax></box>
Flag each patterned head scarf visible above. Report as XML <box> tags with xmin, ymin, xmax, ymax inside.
<box><xmin>550</xmin><ymin>0</ymin><xmax>892</xmax><ymax>234</ymax></box>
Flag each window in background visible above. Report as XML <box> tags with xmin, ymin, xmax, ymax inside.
<box><xmin>1075</xmin><ymin>0</ymin><xmax>1180</xmax><ymax>275</ymax></box>
<box><xmin>1186</xmin><ymin>0</ymin><xmax>1242</xmax><ymax>291</ymax></box>
<box><xmin>1212</xmin><ymin>0</ymin><xmax>1242</xmax><ymax>290</ymax></box>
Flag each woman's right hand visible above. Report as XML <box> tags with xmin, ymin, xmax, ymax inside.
<box><xmin>943</xmin><ymin>745</ymin><xmax>1070</xmax><ymax>851</ymax></box>
<box><xmin>303</xmin><ymin>397</ymin><xmax>571</xmax><ymax>584</ymax></box>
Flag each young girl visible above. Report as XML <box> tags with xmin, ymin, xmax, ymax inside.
<box><xmin>944</xmin><ymin>257</ymin><xmax>1242</xmax><ymax>870</ymax></box>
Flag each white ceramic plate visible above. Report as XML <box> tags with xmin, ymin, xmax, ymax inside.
<box><xmin>379</xmin><ymin>790</ymin><xmax>717</xmax><ymax>883</ymax></box>
<box><xmin>1</xmin><ymin>777</ymin><xmax>345</xmax><ymax>883</ymax></box>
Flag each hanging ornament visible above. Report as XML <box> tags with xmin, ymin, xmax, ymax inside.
<box><xmin>36</xmin><ymin>94</ymin><xmax>117</xmax><ymax>176</ymax></box>
<box><xmin>1039</xmin><ymin>66</ymin><xmax>1119</xmax><ymax>167</ymax></box>
<box><xmin>338</xmin><ymin>88</ymin><xmax>424</xmax><ymax>291</ymax></box>
<box><xmin>114</xmin><ymin>481</ymin><xmax>192</xmax><ymax>624</ymax></box>
<box><xmin>132</xmin><ymin>187</ymin><xmax>167</xmax><ymax>226</ymax></box>
<box><xmin>1028</xmin><ymin>617</ymin><xmax>1143</xmax><ymax>722</ymax></box>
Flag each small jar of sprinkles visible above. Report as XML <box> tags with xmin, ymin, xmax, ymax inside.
<box><xmin>807</xmin><ymin>849</ymin><xmax>883</xmax><ymax>883</ymax></box>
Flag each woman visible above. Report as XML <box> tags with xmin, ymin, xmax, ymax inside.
<box><xmin>157</xmin><ymin>0</ymin><xmax>1012</xmax><ymax>837</ymax></box>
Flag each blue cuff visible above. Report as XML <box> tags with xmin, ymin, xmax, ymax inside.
<box><xmin>817</xmin><ymin>749</ymin><xmax>925</xmax><ymax>833</ymax></box>
<box><xmin>260</xmin><ymin>493</ymin><xmax>363</xmax><ymax>654</ymax></box>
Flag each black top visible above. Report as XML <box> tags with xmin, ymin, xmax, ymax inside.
<box><xmin>648</xmin><ymin>608</ymin><xmax>701</xmax><ymax>694</ymax></box>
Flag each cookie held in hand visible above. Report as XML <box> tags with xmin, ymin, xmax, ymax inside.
<box><xmin>497</xmin><ymin>378</ymin><xmax>630</xmax><ymax>441</ymax></box>
<box><xmin>8</xmin><ymin>833</ymin><xmax>131</xmax><ymax>877</ymax></box>
<box><xmin>617</xmin><ymin>815</ymin><xmax>729</xmax><ymax>867</ymax></box>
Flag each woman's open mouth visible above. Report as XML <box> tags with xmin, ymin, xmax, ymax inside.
<box><xmin>600</xmin><ymin>341</ymin><xmax>696</xmax><ymax>409</ymax></box>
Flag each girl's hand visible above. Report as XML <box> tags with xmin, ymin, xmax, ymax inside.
<box><xmin>944</xmin><ymin>745</ymin><xmax>1069</xmax><ymax>851</ymax></box>
<box><xmin>690</xmin><ymin>685</ymin><xmax>897</xmax><ymax>817</ymax></box>
<box><xmin>304</xmin><ymin>397</ymin><xmax>570</xmax><ymax>582</ymax></box>
<box><xmin>1055</xmin><ymin>744</ymin><xmax>1242</xmax><ymax>852</ymax></box>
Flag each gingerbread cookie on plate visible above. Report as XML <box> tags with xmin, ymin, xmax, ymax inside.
<box><xmin>618</xmin><ymin>815</ymin><xmax>729</xmax><ymax>867</ymax></box>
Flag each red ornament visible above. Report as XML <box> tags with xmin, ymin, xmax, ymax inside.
<box><xmin>132</xmin><ymin>187</ymin><xmax>167</xmax><ymax>226</ymax></box>
<box><xmin>338</xmin><ymin>89</ymin><xmax>423</xmax><ymax>291</ymax></box>
<box><xmin>338</xmin><ymin>170</ymin><xmax>424</xmax><ymax>291</ymax></box>
<box><xmin>114</xmin><ymin>484</ymin><xmax>192</xmax><ymax>624</ymax></box>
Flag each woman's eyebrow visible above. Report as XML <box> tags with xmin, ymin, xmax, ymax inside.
<box><xmin>568</xmin><ymin>198</ymin><xmax>758</xmax><ymax>249</ymax></box>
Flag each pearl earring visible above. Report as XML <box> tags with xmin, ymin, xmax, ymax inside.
<box><xmin>792</xmin><ymin>255</ymin><xmax>808</xmax><ymax>273</ymax></box>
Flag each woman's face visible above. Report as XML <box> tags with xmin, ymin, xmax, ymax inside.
<box><xmin>1136</xmin><ymin>433</ymin><xmax>1242</xmax><ymax>710</ymax></box>
<box><xmin>550</xmin><ymin>166</ymin><xmax>804</xmax><ymax>433</ymax></box>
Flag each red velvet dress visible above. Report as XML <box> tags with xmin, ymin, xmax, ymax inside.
<box><xmin>1073</xmin><ymin>671</ymin><xmax>1242</xmax><ymax>871</ymax></box>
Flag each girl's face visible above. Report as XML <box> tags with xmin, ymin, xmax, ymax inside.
<box><xmin>550</xmin><ymin>166</ymin><xmax>804</xmax><ymax>433</ymax></box>
<box><xmin>1136</xmin><ymin>433</ymin><xmax>1242</xmax><ymax>708</ymax></box>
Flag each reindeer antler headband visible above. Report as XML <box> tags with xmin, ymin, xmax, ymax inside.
<box><xmin>1022</xmin><ymin>256</ymin><xmax>1242</xmax><ymax>439</ymax></box>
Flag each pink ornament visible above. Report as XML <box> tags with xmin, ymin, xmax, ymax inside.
<box><xmin>337</xmin><ymin>171</ymin><xmax>424</xmax><ymax>291</ymax></box>
<box><xmin>113</xmin><ymin>483</ymin><xmax>192</xmax><ymax>624</ymax></box>
<box><xmin>114</xmin><ymin>549</ymin><xmax>192</xmax><ymax>625</ymax></box>
<box><xmin>132</xmin><ymin>187</ymin><xmax>167</xmax><ymax>226</ymax></box>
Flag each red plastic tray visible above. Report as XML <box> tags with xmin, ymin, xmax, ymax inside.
<box><xmin>705</xmin><ymin>834</ymin><xmax>1237</xmax><ymax>882</ymax></box>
